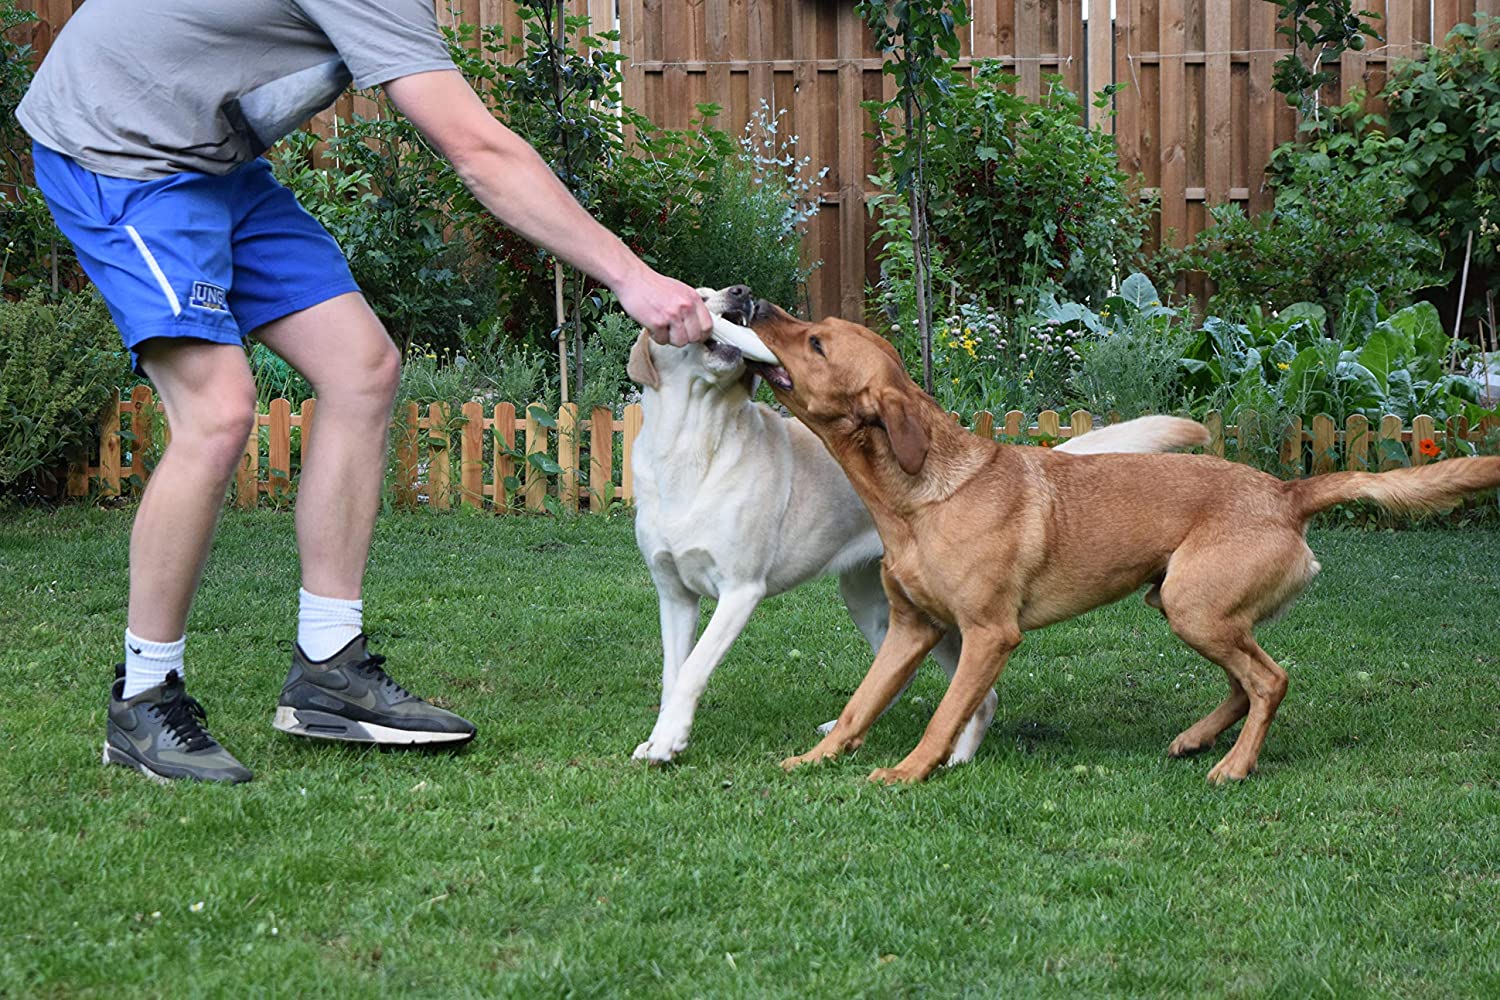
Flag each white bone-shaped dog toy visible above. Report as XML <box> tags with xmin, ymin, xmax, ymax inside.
<box><xmin>710</xmin><ymin>314</ymin><xmax>779</xmax><ymax>363</ymax></box>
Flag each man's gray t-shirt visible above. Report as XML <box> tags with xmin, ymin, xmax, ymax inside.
<box><xmin>17</xmin><ymin>0</ymin><xmax>454</xmax><ymax>180</ymax></box>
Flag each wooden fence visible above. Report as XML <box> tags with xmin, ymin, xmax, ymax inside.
<box><xmin>69</xmin><ymin>388</ymin><xmax>1500</xmax><ymax>511</ymax></box>
<box><xmin>15</xmin><ymin>1</ymin><xmax>1498</xmax><ymax>320</ymax></box>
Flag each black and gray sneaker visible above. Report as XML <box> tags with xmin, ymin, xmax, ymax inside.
<box><xmin>273</xmin><ymin>635</ymin><xmax>476</xmax><ymax>746</ymax></box>
<box><xmin>105</xmin><ymin>667</ymin><xmax>253</xmax><ymax>784</ymax></box>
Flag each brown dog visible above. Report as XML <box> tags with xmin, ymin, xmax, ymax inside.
<box><xmin>743</xmin><ymin>302</ymin><xmax>1500</xmax><ymax>784</ymax></box>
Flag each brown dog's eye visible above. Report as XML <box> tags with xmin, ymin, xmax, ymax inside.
<box><xmin>809</xmin><ymin>335</ymin><xmax>825</xmax><ymax>357</ymax></box>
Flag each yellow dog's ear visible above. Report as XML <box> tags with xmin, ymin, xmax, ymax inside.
<box><xmin>876</xmin><ymin>386</ymin><xmax>930</xmax><ymax>476</ymax></box>
<box><xmin>626</xmin><ymin>332</ymin><xmax>660</xmax><ymax>389</ymax></box>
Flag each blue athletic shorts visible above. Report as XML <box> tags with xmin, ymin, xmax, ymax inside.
<box><xmin>32</xmin><ymin>142</ymin><xmax>361</xmax><ymax>372</ymax></box>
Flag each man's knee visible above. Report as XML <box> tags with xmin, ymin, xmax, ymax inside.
<box><xmin>180</xmin><ymin>386</ymin><xmax>257</xmax><ymax>472</ymax></box>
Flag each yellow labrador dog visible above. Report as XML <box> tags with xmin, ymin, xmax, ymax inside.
<box><xmin>626</xmin><ymin>285</ymin><xmax>1209</xmax><ymax>764</ymax></box>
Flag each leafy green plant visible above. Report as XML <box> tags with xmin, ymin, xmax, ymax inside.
<box><xmin>1065</xmin><ymin>275</ymin><xmax>1194</xmax><ymax>418</ymax></box>
<box><xmin>1269</xmin><ymin>15</ymin><xmax>1500</xmax><ymax>313</ymax></box>
<box><xmin>0</xmin><ymin>289</ymin><xmax>130</xmax><ymax>487</ymax></box>
<box><xmin>0</xmin><ymin>0</ymin><xmax>77</xmax><ymax>296</ymax></box>
<box><xmin>925</xmin><ymin>67</ymin><xmax>1150</xmax><ymax>309</ymax></box>
<box><xmin>1178</xmin><ymin>154</ymin><xmax>1441</xmax><ymax>325</ymax></box>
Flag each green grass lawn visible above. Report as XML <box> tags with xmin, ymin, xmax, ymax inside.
<box><xmin>1</xmin><ymin>508</ymin><xmax>1497</xmax><ymax>997</ymax></box>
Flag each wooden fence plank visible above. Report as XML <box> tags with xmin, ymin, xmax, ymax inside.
<box><xmin>1411</xmin><ymin>414</ymin><xmax>1436</xmax><ymax>466</ymax></box>
<box><xmin>268</xmin><ymin>397</ymin><xmax>292</xmax><ymax>498</ymax></box>
<box><xmin>1038</xmin><ymin>409</ymin><xmax>1062</xmax><ymax>442</ymax></box>
<box><xmin>1004</xmin><ymin>410</ymin><xmax>1025</xmax><ymax>440</ymax></box>
<box><xmin>128</xmin><ymin>384</ymin><xmax>154</xmax><ymax>486</ymax></box>
<box><xmin>972</xmin><ymin>410</ymin><xmax>995</xmax><ymax>440</ymax></box>
<box><xmin>1086</xmin><ymin>0</ymin><xmax>1113</xmax><ymax>130</ymax></box>
<box><xmin>1281</xmin><ymin>416</ymin><xmax>1303</xmax><ymax>472</ymax></box>
<box><xmin>300</xmin><ymin>399</ymin><xmax>316</xmax><ymax>470</ymax></box>
<box><xmin>1070</xmin><ymin>409</ymin><xmax>1093</xmax><ymax>439</ymax></box>
<box><xmin>461</xmin><ymin>401</ymin><xmax>485</xmax><ymax>508</ymax></box>
<box><xmin>396</xmin><ymin>402</ymin><xmax>419</xmax><ymax>510</ymax></box>
<box><xmin>494</xmin><ymin>402</ymin><xmax>517</xmax><ymax>512</ymax></box>
<box><xmin>622</xmin><ymin>403</ymin><xmax>643</xmax><ymax>502</ymax></box>
<box><xmin>1379</xmin><ymin>413</ymin><xmax>1405</xmax><ymax>470</ymax></box>
<box><xmin>1205</xmin><ymin>409</ymin><xmax>1224</xmax><ymax>457</ymax></box>
<box><xmin>590</xmin><ymin>406</ymin><xmax>614</xmax><ymax>509</ymax></box>
<box><xmin>235</xmin><ymin>420</ymin><xmax>258</xmax><ymax>510</ymax></box>
<box><xmin>1237</xmin><ymin>409</ymin><xmax>1260</xmax><ymax>463</ymax></box>
<box><xmin>1311</xmin><ymin>414</ymin><xmax>1337</xmax><ymax>475</ymax></box>
<box><xmin>525</xmin><ymin>404</ymin><xmax>546</xmax><ymax>511</ymax></box>
<box><xmin>98</xmin><ymin>395</ymin><xmax>122</xmax><ymax>498</ymax></box>
<box><xmin>428</xmin><ymin>403</ymin><xmax>451</xmax><ymax>510</ymax></box>
<box><xmin>1345</xmin><ymin>414</ymin><xmax>1370</xmax><ymax>472</ymax></box>
<box><xmin>558</xmin><ymin>402</ymin><xmax>580</xmax><ymax>510</ymax></box>
<box><xmin>1159</xmin><ymin>0</ymin><xmax>1187</xmax><ymax>245</ymax></box>
<box><xmin>1204</xmin><ymin>0</ymin><xmax>1231</xmax><ymax>208</ymax></box>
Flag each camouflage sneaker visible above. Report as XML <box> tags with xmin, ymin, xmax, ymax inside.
<box><xmin>104</xmin><ymin>667</ymin><xmax>253</xmax><ymax>784</ymax></box>
<box><xmin>272</xmin><ymin>635</ymin><xmax>476</xmax><ymax>746</ymax></box>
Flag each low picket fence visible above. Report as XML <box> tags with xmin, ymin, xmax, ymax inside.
<box><xmin>69</xmin><ymin>387</ymin><xmax>1500</xmax><ymax>512</ymax></box>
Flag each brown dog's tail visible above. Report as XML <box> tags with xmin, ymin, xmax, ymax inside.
<box><xmin>1287</xmin><ymin>456</ymin><xmax>1500</xmax><ymax>519</ymax></box>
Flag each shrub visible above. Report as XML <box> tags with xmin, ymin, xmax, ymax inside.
<box><xmin>0</xmin><ymin>289</ymin><xmax>131</xmax><ymax>487</ymax></box>
<box><xmin>1277</xmin><ymin>16</ymin><xmax>1500</xmax><ymax>301</ymax></box>
<box><xmin>1065</xmin><ymin>275</ymin><xmax>1195</xmax><ymax>419</ymax></box>
<box><xmin>1178</xmin><ymin>154</ymin><xmax>1441</xmax><ymax>325</ymax></box>
<box><xmin>872</xmin><ymin>68</ymin><xmax>1151</xmax><ymax>324</ymax></box>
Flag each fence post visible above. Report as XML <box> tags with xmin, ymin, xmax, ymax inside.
<box><xmin>1447</xmin><ymin>415</ymin><xmax>1469</xmax><ymax>454</ymax></box>
<box><xmin>1378</xmin><ymin>414</ymin><xmax>1405</xmax><ymax>470</ymax></box>
<box><xmin>558</xmin><ymin>402</ymin><xmax>580</xmax><ymax>511</ymax></box>
<box><xmin>1345</xmin><ymin>414</ymin><xmax>1369</xmax><ymax>472</ymax></box>
<box><xmin>461</xmin><ymin>401</ymin><xmax>484</xmax><ymax>509</ymax></box>
<box><xmin>525</xmin><ymin>404</ymin><xmax>546</xmax><ymax>512</ymax></box>
<box><xmin>494</xmin><ymin>403</ymin><xmax>516</xmax><ymax>514</ymax></box>
<box><xmin>98</xmin><ymin>393</ymin><xmax>122</xmax><ymax>498</ymax></box>
<box><xmin>1069</xmin><ymin>409</ymin><xmax>1092</xmax><ymax>441</ymax></box>
<box><xmin>67</xmin><ymin>446</ymin><xmax>88</xmax><ymax>497</ymax></box>
<box><xmin>235</xmin><ymin>416</ymin><xmax>258</xmax><ymax>509</ymax></box>
<box><xmin>1003</xmin><ymin>410</ymin><xmax>1024</xmax><ymax>441</ymax></box>
<box><xmin>1411</xmin><ymin>414</ymin><xmax>1436</xmax><ymax>467</ymax></box>
<box><xmin>268</xmin><ymin>397</ymin><xmax>292</xmax><ymax>499</ymax></box>
<box><xmin>590</xmin><ymin>406</ymin><xmax>613</xmax><ymax>510</ymax></box>
<box><xmin>395</xmin><ymin>402</ymin><xmax>419</xmax><ymax>510</ymax></box>
<box><xmin>128</xmin><ymin>385</ymin><xmax>154</xmax><ymax>489</ymax></box>
<box><xmin>1205</xmin><ymin>410</ymin><xmax>1224</xmax><ymax>457</ymax></box>
<box><xmin>300</xmin><ymin>399</ymin><xmax>316</xmax><ymax>472</ymax></box>
<box><xmin>428</xmin><ymin>402</ymin><xmax>450</xmax><ymax>511</ymax></box>
<box><xmin>621</xmin><ymin>403</ymin><xmax>642</xmax><ymax>504</ymax></box>
<box><xmin>1311</xmin><ymin>414</ymin><xmax>1336</xmax><ymax>475</ymax></box>
<box><xmin>971</xmin><ymin>410</ymin><xmax>994</xmax><ymax>440</ymax></box>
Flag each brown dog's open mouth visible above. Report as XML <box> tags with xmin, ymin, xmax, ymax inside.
<box><xmin>748</xmin><ymin>362</ymin><xmax>793</xmax><ymax>391</ymax></box>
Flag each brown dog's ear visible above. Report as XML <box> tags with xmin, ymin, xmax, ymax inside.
<box><xmin>626</xmin><ymin>332</ymin><xmax>660</xmax><ymax>389</ymax></box>
<box><xmin>876</xmin><ymin>387</ymin><xmax>930</xmax><ymax>476</ymax></box>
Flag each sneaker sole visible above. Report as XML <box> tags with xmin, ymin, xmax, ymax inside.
<box><xmin>102</xmin><ymin>741</ymin><xmax>172</xmax><ymax>785</ymax></box>
<box><xmin>272</xmin><ymin>706</ymin><xmax>474</xmax><ymax>746</ymax></box>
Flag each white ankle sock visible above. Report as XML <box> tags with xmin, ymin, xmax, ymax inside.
<box><xmin>297</xmin><ymin>588</ymin><xmax>364</xmax><ymax>662</ymax></box>
<box><xmin>123</xmin><ymin>629</ymin><xmax>186</xmax><ymax>699</ymax></box>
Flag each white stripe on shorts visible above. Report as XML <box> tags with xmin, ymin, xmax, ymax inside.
<box><xmin>123</xmin><ymin>225</ymin><xmax>182</xmax><ymax>317</ymax></box>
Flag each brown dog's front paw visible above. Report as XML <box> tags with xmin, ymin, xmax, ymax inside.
<box><xmin>781</xmin><ymin>750</ymin><xmax>832</xmax><ymax>772</ymax></box>
<box><xmin>1205</xmin><ymin>755</ymin><xmax>1256</xmax><ymax>784</ymax></box>
<box><xmin>868</xmin><ymin>763</ymin><xmax>931</xmax><ymax>785</ymax></box>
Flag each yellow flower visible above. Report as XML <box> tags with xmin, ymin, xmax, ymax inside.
<box><xmin>951</xmin><ymin>377</ymin><xmax>960</xmax><ymax>384</ymax></box>
<box><xmin>1277</xmin><ymin>362</ymin><xmax>1290</xmax><ymax>371</ymax></box>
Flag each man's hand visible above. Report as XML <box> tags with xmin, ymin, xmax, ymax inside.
<box><xmin>613</xmin><ymin>266</ymin><xmax>713</xmax><ymax>346</ymax></box>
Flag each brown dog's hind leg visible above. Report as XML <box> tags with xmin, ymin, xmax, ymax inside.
<box><xmin>1167</xmin><ymin>674</ymin><xmax>1249</xmax><ymax>757</ymax></box>
<box><xmin>1167</xmin><ymin>615</ymin><xmax>1287</xmax><ymax>782</ymax></box>
<box><xmin>869</xmin><ymin>623</ymin><xmax>1020</xmax><ymax>785</ymax></box>
<box><xmin>780</xmin><ymin>590</ymin><xmax>943</xmax><ymax>773</ymax></box>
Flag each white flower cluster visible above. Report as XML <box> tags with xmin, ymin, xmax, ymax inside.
<box><xmin>739</xmin><ymin>100</ymin><xmax>830</xmax><ymax>234</ymax></box>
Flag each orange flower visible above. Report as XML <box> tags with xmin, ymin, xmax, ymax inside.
<box><xmin>1418</xmin><ymin>438</ymin><xmax>1440</xmax><ymax>458</ymax></box>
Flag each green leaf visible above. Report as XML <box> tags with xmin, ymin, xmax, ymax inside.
<box><xmin>1118</xmin><ymin>272</ymin><xmax>1160</xmax><ymax>310</ymax></box>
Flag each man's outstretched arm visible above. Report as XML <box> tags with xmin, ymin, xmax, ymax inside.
<box><xmin>383</xmin><ymin>69</ymin><xmax>712</xmax><ymax>347</ymax></box>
